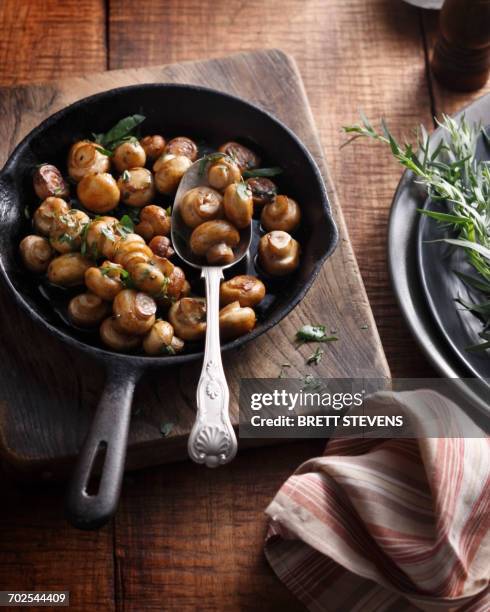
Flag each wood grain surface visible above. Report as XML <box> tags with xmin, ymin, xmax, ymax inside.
<box><xmin>1</xmin><ymin>1</ymin><xmax>489</xmax><ymax>611</ymax></box>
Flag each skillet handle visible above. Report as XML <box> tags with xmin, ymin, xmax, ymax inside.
<box><xmin>65</xmin><ymin>362</ymin><xmax>142</xmax><ymax>530</ymax></box>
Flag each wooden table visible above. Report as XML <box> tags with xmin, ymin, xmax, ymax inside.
<box><xmin>0</xmin><ymin>1</ymin><xmax>488</xmax><ymax>610</ymax></box>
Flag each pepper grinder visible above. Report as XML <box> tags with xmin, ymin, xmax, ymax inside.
<box><xmin>431</xmin><ymin>0</ymin><xmax>490</xmax><ymax>91</ymax></box>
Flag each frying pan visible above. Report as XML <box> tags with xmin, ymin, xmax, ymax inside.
<box><xmin>0</xmin><ymin>84</ymin><xmax>338</xmax><ymax>529</ymax></box>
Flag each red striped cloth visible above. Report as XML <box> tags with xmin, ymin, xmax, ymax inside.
<box><xmin>264</xmin><ymin>390</ymin><xmax>490</xmax><ymax>611</ymax></box>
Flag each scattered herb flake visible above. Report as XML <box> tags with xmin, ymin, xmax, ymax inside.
<box><xmin>306</xmin><ymin>347</ymin><xmax>324</xmax><ymax>365</ymax></box>
<box><xmin>296</xmin><ymin>325</ymin><xmax>338</xmax><ymax>343</ymax></box>
<box><xmin>302</xmin><ymin>375</ymin><xmax>321</xmax><ymax>391</ymax></box>
<box><xmin>160</xmin><ymin>422</ymin><xmax>174</xmax><ymax>437</ymax></box>
<box><xmin>278</xmin><ymin>363</ymin><xmax>291</xmax><ymax>378</ymax></box>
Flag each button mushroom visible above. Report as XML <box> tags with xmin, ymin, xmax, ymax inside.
<box><xmin>218</xmin><ymin>141</ymin><xmax>260</xmax><ymax>171</ymax></box>
<box><xmin>112</xmin><ymin>289</ymin><xmax>157</xmax><ymax>335</ymax></box>
<box><xmin>134</xmin><ymin>205</ymin><xmax>171</xmax><ymax>241</ymax></box>
<box><xmin>153</xmin><ymin>155</ymin><xmax>193</xmax><ymax>194</ymax></box>
<box><xmin>207</xmin><ymin>157</ymin><xmax>241</xmax><ymax>191</ymax></box>
<box><xmin>112</xmin><ymin>140</ymin><xmax>146</xmax><ymax>173</ymax></box>
<box><xmin>68</xmin><ymin>292</ymin><xmax>110</xmax><ymax>327</ymax></box>
<box><xmin>219</xmin><ymin>301</ymin><xmax>256</xmax><ymax>340</ymax></box>
<box><xmin>100</xmin><ymin>317</ymin><xmax>141</xmax><ymax>352</ymax></box>
<box><xmin>205</xmin><ymin>243</ymin><xmax>235</xmax><ymax>265</ymax></box>
<box><xmin>223</xmin><ymin>182</ymin><xmax>253</xmax><ymax>229</ymax></box>
<box><xmin>33</xmin><ymin>197</ymin><xmax>71</xmax><ymax>236</ymax></box>
<box><xmin>85</xmin><ymin>261</ymin><xmax>126</xmax><ymax>301</ymax></box>
<box><xmin>19</xmin><ymin>235</ymin><xmax>54</xmax><ymax>273</ymax></box>
<box><xmin>258</xmin><ymin>230</ymin><xmax>300</xmax><ymax>276</ymax></box>
<box><xmin>49</xmin><ymin>209</ymin><xmax>90</xmax><ymax>254</ymax></box>
<box><xmin>189</xmin><ymin>220</ymin><xmax>240</xmax><ymax>262</ymax></box>
<box><xmin>117</xmin><ymin>167</ymin><xmax>155</xmax><ymax>207</ymax></box>
<box><xmin>131</xmin><ymin>261</ymin><xmax>168</xmax><ymax>297</ymax></box>
<box><xmin>143</xmin><ymin>320</ymin><xmax>175</xmax><ymax>356</ymax></box>
<box><xmin>68</xmin><ymin>140</ymin><xmax>110</xmax><ymax>182</ymax></box>
<box><xmin>84</xmin><ymin>216</ymin><xmax>121</xmax><ymax>260</ymax></box>
<box><xmin>245</xmin><ymin>177</ymin><xmax>277</xmax><ymax>207</ymax></box>
<box><xmin>139</xmin><ymin>135</ymin><xmax>166</xmax><ymax>161</ymax></box>
<box><xmin>261</xmin><ymin>195</ymin><xmax>301</xmax><ymax>232</ymax></box>
<box><xmin>168</xmin><ymin>297</ymin><xmax>206</xmax><ymax>341</ymax></box>
<box><xmin>164</xmin><ymin>136</ymin><xmax>198</xmax><ymax>161</ymax></box>
<box><xmin>149</xmin><ymin>235</ymin><xmax>174</xmax><ymax>259</ymax></box>
<box><xmin>77</xmin><ymin>172</ymin><xmax>120</xmax><ymax>213</ymax></box>
<box><xmin>220</xmin><ymin>275</ymin><xmax>266</xmax><ymax>307</ymax></box>
<box><xmin>47</xmin><ymin>253</ymin><xmax>92</xmax><ymax>287</ymax></box>
<box><xmin>113</xmin><ymin>233</ymin><xmax>153</xmax><ymax>273</ymax></box>
<box><xmin>180</xmin><ymin>186</ymin><xmax>223</xmax><ymax>229</ymax></box>
<box><xmin>33</xmin><ymin>164</ymin><xmax>69</xmax><ymax>200</ymax></box>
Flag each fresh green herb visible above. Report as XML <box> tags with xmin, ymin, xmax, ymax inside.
<box><xmin>101</xmin><ymin>225</ymin><xmax>116</xmax><ymax>242</ymax></box>
<box><xmin>153</xmin><ymin>275</ymin><xmax>170</xmax><ymax>300</ymax></box>
<box><xmin>343</xmin><ymin>113</ymin><xmax>490</xmax><ymax>350</ymax></box>
<box><xmin>165</xmin><ymin>206</ymin><xmax>172</xmax><ymax>217</ymax></box>
<box><xmin>236</xmin><ymin>181</ymin><xmax>252</xmax><ymax>200</ymax></box>
<box><xmin>121</xmin><ymin>170</ymin><xmax>131</xmax><ymax>183</ymax></box>
<box><xmin>243</xmin><ymin>167</ymin><xmax>283</xmax><ymax>179</ymax></box>
<box><xmin>296</xmin><ymin>325</ymin><xmax>338</xmax><ymax>343</ymax></box>
<box><xmin>56</xmin><ymin>233</ymin><xmax>75</xmax><ymax>245</ymax></box>
<box><xmin>302</xmin><ymin>375</ymin><xmax>321</xmax><ymax>391</ymax></box>
<box><xmin>466</xmin><ymin>331</ymin><xmax>490</xmax><ymax>352</ymax></box>
<box><xmin>94</xmin><ymin>145</ymin><xmax>113</xmax><ymax>157</ymax></box>
<box><xmin>160</xmin><ymin>422</ymin><xmax>174</xmax><ymax>437</ymax></box>
<box><xmin>306</xmin><ymin>347</ymin><xmax>324</xmax><ymax>365</ymax></box>
<box><xmin>278</xmin><ymin>363</ymin><xmax>291</xmax><ymax>378</ymax></box>
<box><xmin>162</xmin><ymin>344</ymin><xmax>176</xmax><ymax>356</ymax></box>
<box><xmin>120</xmin><ymin>269</ymin><xmax>136</xmax><ymax>289</ymax></box>
<box><xmin>93</xmin><ymin>114</ymin><xmax>145</xmax><ymax>151</ymax></box>
<box><xmin>198</xmin><ymin>152</ymin><xmax>228</xmax><ymax>176</ymax></box>
<box><xmin>117</xmin><ymin>214</ymin><xmax>134</xmax><ymax>237</ymax></box>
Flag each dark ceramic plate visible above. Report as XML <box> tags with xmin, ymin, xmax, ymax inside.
<box><xmin>0</xmin><ymin>83</ymin><xmax>338</xmax><ymax>528</ymax></box>
<box><xmin>388</xmin><ymin>92</ymin><xmax>489</xmax><ymax>412</ymax></box>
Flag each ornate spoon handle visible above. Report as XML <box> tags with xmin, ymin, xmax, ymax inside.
<box><xmin>187</xmin><ymin>266</ymin><xmax>237</xmax><ymax>468</ymax></box>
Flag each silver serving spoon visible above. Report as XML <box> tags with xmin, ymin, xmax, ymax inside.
<box><xmin>171</xmin><ymin>159</ymin><xmax>252</xmax><ymax>468</ymax></box>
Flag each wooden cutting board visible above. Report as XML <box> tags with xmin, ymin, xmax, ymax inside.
<box><xmin>0</xmin><ymin>49</ymin><xmax>390</xmax><ymax>480</ymax></box>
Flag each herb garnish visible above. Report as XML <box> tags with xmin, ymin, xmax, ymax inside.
<box><xmin>236</xmin><ymin>181</ymin><xmax>252</xmax><ymax>200</ymax></box>
<box><xmin>343</xmin><ymin>113</ymin><xmax>490</xmax><ymax>350</ymax></box>
<box><xmin>160</xmin><ymin>422</ymin><xmax>174</xmax><ymax>437</ymax></box>
<box><xmin>243</xmin><ymin>167</ymin><xmax>283</xmax><ymax>179</ymax></box>
<box><xmin>92</xmin><ymin>114</ymin><xmax>145</xmax><ymax>153</ymax></box>
<box><xmin>302</xmin><ymin>375</ymin><xmax>321</xmax><ymax>391</ymax></box>
<box><xmin>306</xmin><ymin>347</ymin><xmax>324</xmax><ymax>365</ymax></box>
<box><xmin>198</xmin><ymin>152</ymin><xmax>228</xmax><ymax>176</ymax></box>
<box><xmin>296</xmin><ymin>325</ymin><xmax>338</xmax><ymax>343</ymax></box>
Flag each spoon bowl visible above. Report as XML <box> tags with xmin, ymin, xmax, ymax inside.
<box><xmin>171</xmin><ymin>159</ymin><xmax>252</xmax><ymax>268</ymax></box>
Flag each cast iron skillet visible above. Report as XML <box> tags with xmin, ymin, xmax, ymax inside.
<box><xmin>0</xmin><ymin>84</ymin><xmax>338</xmax><ymax>529</ymax></box>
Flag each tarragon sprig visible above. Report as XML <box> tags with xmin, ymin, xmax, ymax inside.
<box><xmin>343</xmin><ymin>113</ymin><xmax>490</xmax><ymax>350</ymax></box>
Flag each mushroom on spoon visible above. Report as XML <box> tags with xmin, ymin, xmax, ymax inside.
<box><xmin>171</xmin><ymin>158</ymin><xmax>252</xmax><ymax>467</ymax></box>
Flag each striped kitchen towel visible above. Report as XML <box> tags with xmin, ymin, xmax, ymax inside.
<box><xmin>264</xmin><ymin>390</ymin><xmax>489</xmax><ymax>611</ymax></box>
